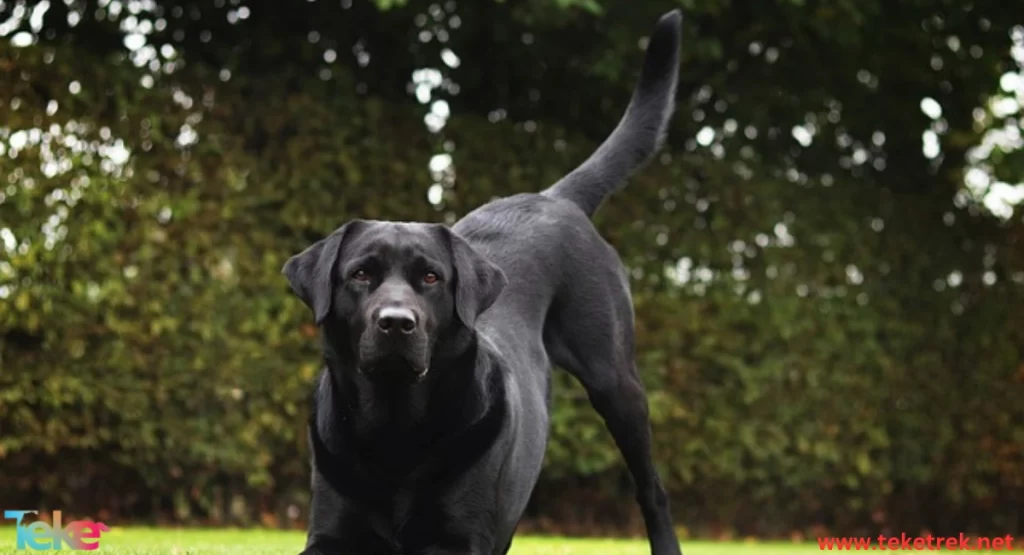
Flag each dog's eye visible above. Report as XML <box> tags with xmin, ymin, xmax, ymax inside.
<box><xmin>423</xmin><ymin>272</ymin><xmax>439</xmax><ymax>284</ymax></box>
<box><xmin>352</xmin><ymin>269</ymin><xmax>370</xmax><ymax>282</ymax></box>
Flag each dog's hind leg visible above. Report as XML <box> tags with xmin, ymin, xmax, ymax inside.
<box><xmin>543</xmin><ymin>268</ymin><xmax>683</xmax><ymax>555</ymax></box>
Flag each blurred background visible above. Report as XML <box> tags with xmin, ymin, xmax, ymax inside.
<box><xmin>1</xmin><ymin>0</ymin><xmax>1023</xmax><ymax>542</ymax></box>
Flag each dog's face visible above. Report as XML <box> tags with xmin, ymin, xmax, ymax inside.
<box><xmin>283</xmin><ymin>220</ymin><xmax>507</xmax><ymax>382</ymax></box>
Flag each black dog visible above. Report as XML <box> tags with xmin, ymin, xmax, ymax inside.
<box><xmin>283</xmin><ymin>10</ymin><xmax>683</xmax><ymax>555</ymax></box>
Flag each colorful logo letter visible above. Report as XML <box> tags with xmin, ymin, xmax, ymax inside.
<box><xmin>4</xmin><ymin>510</ymin><xmax>110</xmax><ymax>551</ymax></box>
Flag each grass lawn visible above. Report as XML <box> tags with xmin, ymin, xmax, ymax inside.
<box><xmin>0</xmin><ymin>527</ymin><xmax>822</xmax><ymax>554</ymax></box>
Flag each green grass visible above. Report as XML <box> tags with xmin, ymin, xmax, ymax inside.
<box><xmin>0</xmin><ymin>527</ymin><xmax>822</xmax><ymax>554</ymax></box>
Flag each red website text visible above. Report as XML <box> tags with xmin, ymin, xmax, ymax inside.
<box><xmin>818</xmin><ymin>534</ymin><xmax>1015</xmax><ymax>551</ymax></box>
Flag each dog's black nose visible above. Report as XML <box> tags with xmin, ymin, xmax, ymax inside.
<box><xmin>376</xmin><ymin>307</ymin><xmax>417</xmax><ymax>334</ymax></box>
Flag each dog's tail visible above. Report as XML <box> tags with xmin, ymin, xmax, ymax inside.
<box><xmin>541</xmin><ymin>10</ymin><xmax>682</xmax><ymax>218</ymax></box>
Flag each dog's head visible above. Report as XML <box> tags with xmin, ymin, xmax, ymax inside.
<box><xmin>283</xmin><ymin>220</ymin><xmax>507</xmax><ymax>382</ymax></box>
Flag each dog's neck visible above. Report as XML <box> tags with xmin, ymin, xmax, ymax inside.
<box><xmin>319</xmin><ymin>326</ymin><xmax>497</xmax><ymax>469</ymax></box>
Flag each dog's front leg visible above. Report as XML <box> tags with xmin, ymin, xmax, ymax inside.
<box><xmin>299</xmin><ymin>529</ymin><xmax>349</xmax><ymax>554</ymax></box>
<box><xmin>301</xmin><ymin>441</ymin><xmax>359</xmax><ymax>555</ymax></box>
<box><xmin>421</xmin><ymin>538</ymin><xmax>494</xmax><ymax>555</ymax></box>
<box><xmin>299</xmin><ymin>532</ymin><xmax>354</xmax><ymax>555</ymax></box>
<box><xmin>298</xmin><ymin>540</ymin><xmax>343</xmax><ymax>555</ymax></box>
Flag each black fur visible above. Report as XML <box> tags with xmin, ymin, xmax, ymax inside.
<box><xmin>542</xmin><ymin>9</ymin><xmax>682</xmax><ymax>217</ymax></box>
<box><xmin>283</xmin><ymin>10</ymin><xmax>685</xmax><ymax>555</ymax></box>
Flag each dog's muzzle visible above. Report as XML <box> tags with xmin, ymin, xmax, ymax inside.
<box><xmin>358</xmin><ymin>306</ymin><xmax>430</xmax><ymax>380</ymax></box>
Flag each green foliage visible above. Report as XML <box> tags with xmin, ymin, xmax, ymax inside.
<box><xmin>1</xmin><ymin>0</ymin><xmax>1023</xmax><ymax>538</ymax></box>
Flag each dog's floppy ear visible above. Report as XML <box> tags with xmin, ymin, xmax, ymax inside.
<box><xmin>282</xmin><ymin>221</ymin><xmax>360</xmax><ymax>325</ymax></box>
<box><xmin>443</xmin><ymin>228</ymin><xmax>508</xmax><ymax>329</ymax></box>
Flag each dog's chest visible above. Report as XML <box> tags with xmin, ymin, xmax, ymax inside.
<box><xmin>353</xmin><ymin>486</ymin><xmax>489</xmax><ymax>554</ymax></box>
<box><xmin>362</xmin><ymin>488</ymin><xmax>438</xmax><ymax>552</ymax></box>
<box><xmin>360</xmin><ymin>489</ymin><xmax>403</xmax><ymax>549</ymax></box>
<box><xmin>381</xmin><ymin>488</ymin><xmax>413</xmax><ymax>535</ymax></box>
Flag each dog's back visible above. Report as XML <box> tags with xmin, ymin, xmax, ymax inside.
<box><xmin>453</xmin><ymin>8</ymin><xmax>681</xmax><ymax>354</ymax></box>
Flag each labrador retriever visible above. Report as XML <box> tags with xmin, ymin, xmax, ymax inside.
<box><xmin>283</xmin><ymin>9</ymin><xmax>684</xmax><ymax>555</ymax></box>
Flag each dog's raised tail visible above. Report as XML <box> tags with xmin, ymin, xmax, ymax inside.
<box><xmin>542</xmin><ymin>10</ymin><xmax>682</xmax><ymax>218</ymax></box>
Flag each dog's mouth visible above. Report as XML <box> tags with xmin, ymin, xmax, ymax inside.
<box><xmin>352</xmin><ymin>321</ymin><xmax>435</xmax><ymax>383</ymax></box>
<box><xmin>357</xmin><ymin>340</ymin><xmax>430</xmax><ymax>383</ymax></box>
